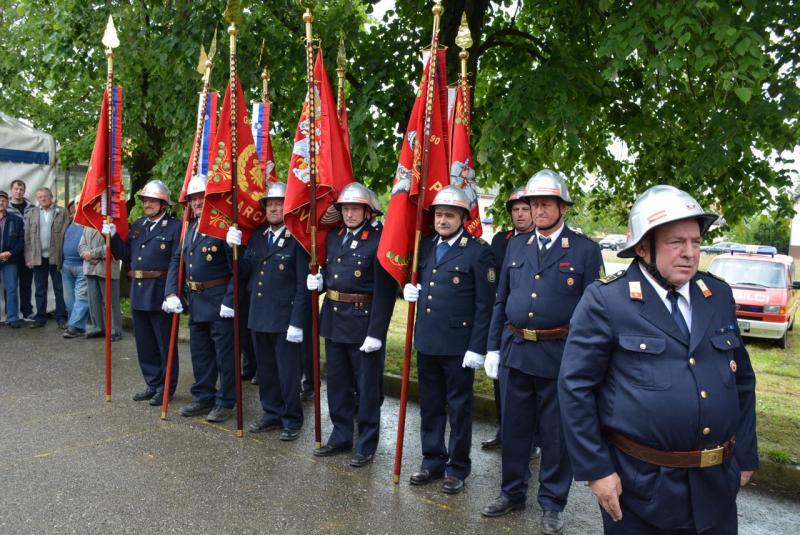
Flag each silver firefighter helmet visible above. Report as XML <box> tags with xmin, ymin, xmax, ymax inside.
<box><xmin>523</xmin><ymin>169</ymin><xmax>573</xmax><ymax>205</ymax></box>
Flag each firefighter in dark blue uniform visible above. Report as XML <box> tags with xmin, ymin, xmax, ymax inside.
<box><xmin>558</xmin><ymin>185</ymin><xmax>758</xmax><ymax>534</ymax></box>
<box><xmin>481</xmin><ymin>170</ymin><xmax>603</xmax><ymax>535</ymax></box>
<box><xmin>403</xmin><ymin>186</ymin><xmax>497</xmax><ymax>495</ymax></box>
<box><xmin>226</xmin><ymin>181</ymin><xmax>309</xmax><ymax>441</ymax></box>
<box><xmin>482</xmin><ymin>186</ymin><xmax>535</xmax><ymax>451</ymax></box>
<box><xmin>307</xmin><ymin>182</ymin><xmax>396</xmax><ymax>468</ymax></box>
<box><xmin>106</xmin><ymin>180</ymin><xmax>181</xmax><ymax>406</ymax></box>
<box><xmin>164</xmin><ymin>174</ymin><xmax>237</xmax><ymax>423</ymax></box>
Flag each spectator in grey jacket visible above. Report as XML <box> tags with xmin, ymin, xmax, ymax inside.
<box><xmin>24</xmin><ymin>187</ymin><xmax>68</xmax><ymax>328</ymax></box>
<box><xmin>79</xmin><ymin>226</ymin><xmax>122</xmax><ymax>341</ymax></box>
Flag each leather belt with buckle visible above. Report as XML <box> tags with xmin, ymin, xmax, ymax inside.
<box><xmin>127</xmin><ymin>270</ymin><xmax>167</xmax><ymax>279</ymax></box>
<box><xmin>327</xmin><ymin>290</ymin><xmax>373</xmax><ymax>304</ymax></box>
<box><xmin>607</xmin><ymin>429</ymin><xmax>735</xmax><ymax>469</ymax></box>
<box><xmin>508</xmin><ymin>324</ymin><xmax>569</xmax><ymax>342</ymax></box>
<box><xmin>187</xmin><ymin>277</ymin><xmax>230</xmax><ymax>292</ymax></box>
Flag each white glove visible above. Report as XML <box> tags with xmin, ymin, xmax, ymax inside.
<box><xmin>462</xmin><ymin>350</ymin><xmax>485</xmax><ymax>369</ymax></box>
<box><xmin>226</xmin><ymin>227</ymin><xmax>242</xmax><ymax>247</ymax></box>
<box><xmin>286</xmin><ymin>325</ymin><xmax>303</xmax><ymax>343</ymax></box>
<box><xmin>306</xmin><ymin>273</ymin><xmax>323</xmax><ymax>292</ymax></box>
<box><xmin>220</xmin><ymin>304</ymin><xmax>235</xmax><ymax>318</ymax></box>
<box><xmin>359</xmin><ymin>336</ymin><xmax>382</xmax><ymax>353</ymax></box>
<box><xmin>162</xmin><ymin>295</ymin><xmax>183</xmax><ymax>314</ymax></box>
<box><xmin>403</xmin><ymin>283</ymin><xmax>421</xmax><ymax>302</ymax></box>
<box><xmin>484</xmin><ymin>350</ymin><xmax>500</xmax><ymax>379</ymax></box>
<box><xmin>102</xmin><ymin>222</ymin><xmax>116</xmax><ymax>237</ymax></box>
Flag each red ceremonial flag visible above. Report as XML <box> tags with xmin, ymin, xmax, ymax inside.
<box><xmin>198</xmin><ymin>79</ymin><xmax>267</xmax><ymax>244</ymax></box>
<box><xmin>180</xmin><ymin>91</ymin><xmax>219</xmax><ymax>203</ymax></box>
<box><xmin>75</xmin><ymin>86</ymin><xmax>129</xmax><ymax>241</ymax></box>
<box><xmin>284</xmin><ymin>51</ymin><xmax>354</xmax><ymax>263</ymax></box>
<box><xmin>251</xmin><ymin>101</ymin><xmax>278</xmax><ymax>184</ymax></box>
<box><xmin>449</xmin><ymin>83</ymin><xmax>481</xmax><ymax>237</ymax></box>
<box><xmin>377</xmin><ymin>49</ymin><xmax>450</xmax><ymax>286</ymax></box>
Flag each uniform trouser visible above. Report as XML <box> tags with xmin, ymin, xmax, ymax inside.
<box><xmin>188</xmin><ymin>318</ymin><xmax>235</xmax><ymax>408</ymax></box>
<box><xmin>417</xmin><ymin>353</ymin><xmax>474</xmax><ymax>481</ymax></box>
<box><xmin>500</xmin><ymin>365</ymin><xmax>572</xmax><ymax>511</ymax></box>
<box><xmin>300</xmin><ymin>321</ymin><xmax>313</xmax><ymax>395</ymax></box>
<box><xmin>252</xmin><ymin>331</ymin><xmax>303</xmax><ymax>430</ymax></box>
<box><xmin>17</xmin><ymin>261</ymin><xmax>33</xmax><ymax>317</ymax></box>
<box><xmin>132</xmin><ymin>309</ymin><xmax>177</xmax><ymax>394</ymax></box>
<box><xmin>239</xmin><ymin>290</ymin><xmax>256</xmax><ymax>377</ymax></box>
<box><xmin>86</xmin><ymin>275</ymin><xmax>122</xmax><ymax>336</ymax></box>
<box><xmin>33</xmin><ymin>257</ymin><xmax>66</xmax><ymax>323</ymax></box>
<box><xmin>491</xmin><ymin>378</ymin><xmax>502</xmax><ymax>440</ymax></box>
<box><xmin>601</xmin><ymin>502</ymin><xmax>737</xmax><ymax>535</ymax></box>
<box><xmin>325</xmin><ymin>340</ymin><xmax>384</xmax><ymax>455</ymax></box>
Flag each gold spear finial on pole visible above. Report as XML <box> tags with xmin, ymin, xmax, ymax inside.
<box><xmin>257</xmin><ymin>39</ymin><xmax>270</xmax><ymax>104</ymax></box>
<box><xmin>455</xmin><ymin>12</ymin><xmax>473</xmax><ymax>81</ymax></box>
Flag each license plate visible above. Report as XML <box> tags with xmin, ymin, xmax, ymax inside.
<box><xmin>738</xmin><ymin>320</ymin><xmax>750</xmax><ymax>332</ymax></box>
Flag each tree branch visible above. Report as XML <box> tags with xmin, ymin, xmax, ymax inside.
<box><xmin>478</xmin><ymin>28</ymin><xmax>547</xmax><ymax>62</ymax></box>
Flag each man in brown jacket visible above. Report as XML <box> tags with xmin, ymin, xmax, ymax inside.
<box><xmin>24</xmin><ymin>187</ymin><xmax>68</xmax><ymax>328</ymax></box>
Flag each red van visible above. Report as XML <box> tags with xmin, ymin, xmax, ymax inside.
<box><xmin>708</xmin><ymin>245</ymin><xmax>800</xmax><ymax>348</ymax></box>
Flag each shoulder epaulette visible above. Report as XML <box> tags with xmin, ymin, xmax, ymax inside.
<box><xmin>598</xmin><ymin>270</ymin><xmax>626</xmax><ymax>284</ymax></box>
<box><xmin>474</xmin><ymin>236</ymin><xmax>489</xmax><ymax>246</ymax></box>
<box><xmin>699</xmin><ymin>269</ymin><xmax>725</xmax><ymax>283</ymax></box>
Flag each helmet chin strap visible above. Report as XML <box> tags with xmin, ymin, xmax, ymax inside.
<box><xmin>640</xmin><ymin>234</ymin><xmax>676</xmax><ymax>292</ymax></box>
<box><xmin>537</xmin><ymin>216</ymin><xmax>562</xmax><ymax>234</ymax></box>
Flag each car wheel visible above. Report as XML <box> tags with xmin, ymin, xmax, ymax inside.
<box><xmin>778</xmin><ymin>330</ymin><xmax>789</xmax><ymax>349</ymax></box>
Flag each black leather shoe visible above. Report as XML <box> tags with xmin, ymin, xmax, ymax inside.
<box><xmin>110</xmin><ymin>334</ymin><xmax>122</xmax><ymax>342</ymax></box>
<box><xmin>350</xmin><ymin>453</ymin><xmax>374</xmax><ymax>467</ymax></box>
<box><xmin>481</xmin><ymin>494</ymin><xmax>525</xmax><ymax>517</ymax></box>
<box><xmin>241</xmin><ymin>371</ymin><xmax>255</xmax><ymax>381</ymax></box>
<box><xmin>7</xmin><ymin>321</ymin><xmax>21</xmax><ymax>328</ymax></box>
<box><xmin>249</xmin><ymin>418</ymin><xmax>281</xmax><ymax>433</ymax></box>
<box><xmin>441</xmin><ymin>476</ymin><xmax>465</xmax><ymax>495</ymax></box>
<box><xmin>62</xmin><ymin>327</ymin><xmax>84</xmax><ymax>338</ymax></box>
<box><xmin>85</xmin><ymin>330</ymin><xmax>105</xmax><ymax>339</ymax></box>
<box><xmin>57</xmin><ymin>321</ymin><xmax>68</xmax><ymax>330</ymax></box>
<box><xmin>148</xmin><ymin>391</ymin><xmax>173</xmax><ymax>406</ymax></box>
<box><xmin>300</xmin><ymin>390</ymin><xmax>314</xmax><ymax>402</ymax></box>
<box><xmin>132</xmin><ymin>387</ymin><xmax>157</xmax><ymax>401</ymax></box>
<box><xmin>530</xmin><ymin>446</ymin><xmax>542</xmax><ymax>460</ymax></box>
<box><xmin>313</xmin><ymin>444</ymin><xmax>351</xmax><ymax>457</ymax></box>
<box><xmin>409</xmin><ymin>469</ymin><xmax>444</xmax><ymax>486</ymax></box>
<box><xmin>481</xmin><ymin>436</ymin><xmax>502</xmax><ymax>450</ymax></box>
<box><xmin>180</xmin><ymin>401</ymin><xmax>214</xmax><ymax>417</ymax></box>
<box><xmin>29</xmin><ymin>322</ymin><xmax>46</xmax><ymax>329</ymax></box>
<box><xmin>206</xmin><ymin>405</ymin><xmax>233</xmax><ymax>422</ymax></box>
<box><xmin>279</xmin><ymin>428</ymin><xmax>301</xmax><ymax>441</ymax></box>
<box><xmin>542</xmin><ymin>510</ymin><xmax>565</xmax><ymax>535</ymax></box>
<box><xmin>251</xmin><ymin>377</ymin><xmax>258</xmax><ymax>385</ymax></box>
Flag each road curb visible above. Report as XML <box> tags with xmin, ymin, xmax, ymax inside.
<box><xmin>120</xmin><ymin>314</ymin><xmax>799</xmax><ymax>496</ymax></box>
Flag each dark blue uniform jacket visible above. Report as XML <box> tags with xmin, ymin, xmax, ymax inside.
<box><xmin>240</xmin><ymin>226</ymin><xmax>310</xmax><ymax>333</ymax></box>
<box><xmin>488</xmin><ymin>226</ymin><xmax>603</xmax><ymax>379</ymax></box>
<box><xmin>558</xmin><ymin>261</ymin><xmax>758</xmax><ymax>532</ymax></box>
<box><xmin>111</xmin><ymin>214</ymin><xmax>182</xmax><ymax>311</ymax></box>
<box><xmin>413</xmin><ymin>232</ymin><xmax>496</xmax><ymax>357</ymax></box>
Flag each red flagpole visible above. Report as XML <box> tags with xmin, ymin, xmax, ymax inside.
<box><xmin>227</xmin><ymin>21</ymin><xmax>245</xmax><ymax>438</ymax></box>
<box><xmin>393</xmin><ymin>1</ymin><xmax>444</xmax><ymax>484</ymax></box>
<box><xmin>302</xmin><ymin>6</ymin><xmax>323</xmax><ymax>450</ymax></box>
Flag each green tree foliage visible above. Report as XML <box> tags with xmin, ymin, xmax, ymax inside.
<box><xmin>0</xmin><ymin>1</ymin><xmax>797</xmax><ymax>226</ymax></box>
<box><xmin>728</xmin><ymin>213</ymin><xmax>791</xmax><ymax>253</ymax></box>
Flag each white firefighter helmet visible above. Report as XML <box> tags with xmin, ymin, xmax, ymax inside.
<box><xmin>618</xmin><ymin>184</ymin><xmax>718</xmax><ymax>259</ymax></box>
<box><xmin>524</xmin><ymin>169</ymin><xmax>573</xmax><ymax>205</ymax></box>
<box><xmin>185</xmin><ymin>174</ymin><xmax>207</xmax><ymax>198</ymax></box>
<box><xmin>430</xmin><ymin>185</ymin><xmax>472</xmax><ymax>219</ymax></box>
<box><xmin>138</xmin><ymin>179</ymin><xmax>174</xmax><ymax>205</ymax></box>
<box><xmin>335</xmin><ymin>182</ymin><xmax>373</xmax><ymax>209</ymax></box>
<box><xmin>505</xmin><ymin>186</ymin><xmax>529</xmax><ymax>213</ymax></box>
<box><xmin>260</xmin><ymin>181</ymin><xmax>287</xmax><ymax>204</ymax></box>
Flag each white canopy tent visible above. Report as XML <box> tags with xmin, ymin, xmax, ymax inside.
<box><xmin>0</xmin><ymin>112</ymin><xmax>57</xmax><ymax>199</ymax></box>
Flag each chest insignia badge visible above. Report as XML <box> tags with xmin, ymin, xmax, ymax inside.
<box><xmin>206</xmin><ymin>254</ymin><xmax>213</xmax><ymax>261</ymax></box>
<box><xmin>452</xmin><ymin>276</ymin><xmax>461</xmax><ymax>285</ymax></box>
<box><xmin>562</xmin><ymin>237</ymin><xmax>570</xmax><ymax>249</ymax></box>
<box><xmin>567</xmin><ymin>277</ymin><xmax>575</xmax><ymax>286</ymax></box>
<box><xmin>696</xmin><ymin>279</ymin><xmax>712</xmax><ymax>298</ymax></box>
<box><xmin>730</xmin><ymin>360</ymin><xmax>737</xmax><ymax>373</ymax></box>
<box><xmin>160</xmin><ymin>243</ymin><xmax>166</xmax><ymax>250</ymax></box>
<box><xmin>354</xmin><ymin>270</ymin><xmax>362</xmax><ymax>278</ymax></box>
<box><xmin>278</xmin><ymin>263</ymin><xmax>285</xmax><ymax>271</ymax></box>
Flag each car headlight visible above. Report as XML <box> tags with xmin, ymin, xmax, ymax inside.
<box><xmin>764</xmin><ymin>305</ymin><xmax>783</xmax><ymax>314</ymax></box>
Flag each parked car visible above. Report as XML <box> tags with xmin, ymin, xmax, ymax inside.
<box><xmin>700</xmin><ymin>241</ymin><xmax>740</xmax><ymax>254</ymax></box>
<box><xmin>598</xmin><ymin>233</ymin><xmax>627</xmax><ymax>251</ymax></box>
<box><xmin>708</xmin><ymin>244</ymin><xmax>800</xmax><ymax>348</ymax></box>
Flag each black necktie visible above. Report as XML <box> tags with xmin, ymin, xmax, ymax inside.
<box><xmin>342</xmin><ymin>231</ymin><xmax>354</xmax><ymax>250</ymax></box>
<box><xmin>538</xmin><ymin>235</ymin><xmax>551</xmax><ymax>263</ymax></box>
<box><xmin>667</xmin><ymin>291</ymin><xmax>690</xmax><ymax>341</ymax></box>
<box><xmin>267</xmin><ymin>231</ymin><xmax>275</xmax><ymax>249</ymax></box>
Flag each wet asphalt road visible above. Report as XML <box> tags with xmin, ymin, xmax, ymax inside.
<box><xmin>1</xmin><ymin>325</ymin><xmax>799</xmax><ymax>534</ymax></box>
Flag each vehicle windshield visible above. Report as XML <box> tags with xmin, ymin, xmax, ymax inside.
<box><xmin>709</xmin><ymin>258</ymin><xmax>787</xmax><ymax>289</ymax></box>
